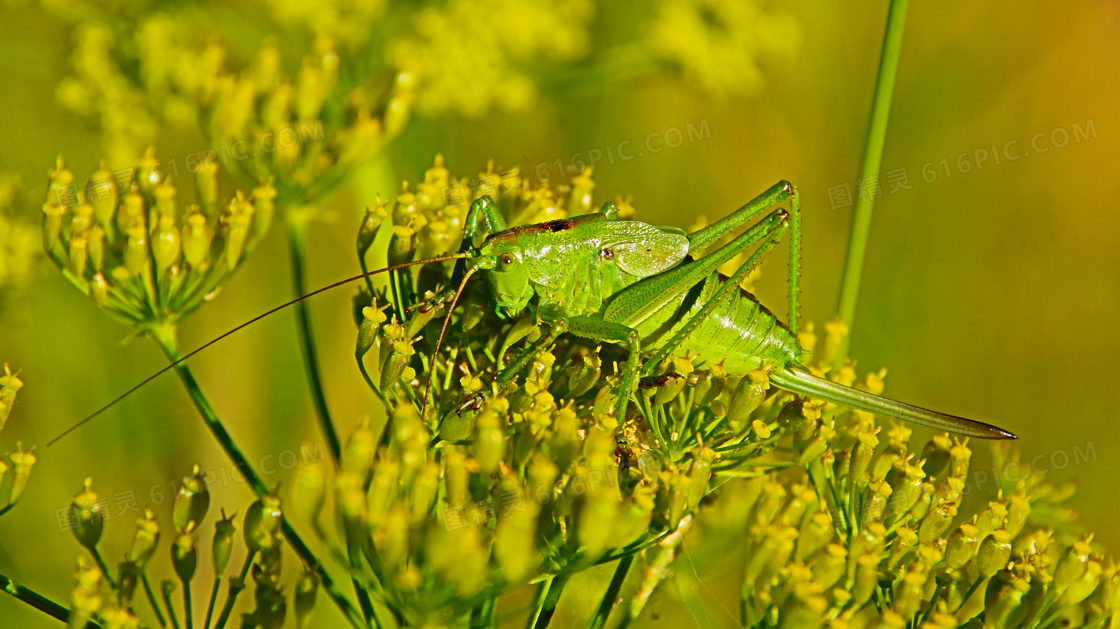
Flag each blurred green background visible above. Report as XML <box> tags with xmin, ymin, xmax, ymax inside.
<box><xmin>1</xmin><ymin>1</ymin><xmax>1118</xmax><ymax>626</ymax></box>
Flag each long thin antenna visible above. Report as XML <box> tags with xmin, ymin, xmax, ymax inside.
<box><xmin>49</xmin><ymin>252</ymin><xmax>470</xmax><ymax>446</ymax></box>
<box><xmin>420</xmin><ymin>265</ymin><xmax>479</xmax><ymax>419</ymax></box>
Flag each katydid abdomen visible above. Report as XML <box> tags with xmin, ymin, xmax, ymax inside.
<box><xmin>638</xmin><ymin>271</ymin><xmax>801</xmax><ymax>375</ymax></box>
<box><xmin>634</xmin><ymin>269</ymin><xmax>1014</xmax><ymax>439</ymax></box>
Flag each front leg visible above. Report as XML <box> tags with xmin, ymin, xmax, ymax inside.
<box><xmin>451</xmin><ymin>196</ymin><xmax>507</xmax><ymax>285</ymax></box>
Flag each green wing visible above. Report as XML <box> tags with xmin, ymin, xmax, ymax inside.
<box><xmin>601</xmin><ymin>222</ymin><xmax>690</xmax><ymax>277</ymax></box>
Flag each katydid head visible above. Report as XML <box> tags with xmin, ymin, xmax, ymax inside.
<box><xmin>469</xmin><ymin>232</ymin><xmax>534</xmax><ymax>317</ymax></box>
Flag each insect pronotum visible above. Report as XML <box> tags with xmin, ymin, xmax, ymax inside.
<box><xmin>50</xmin><ymin>180</ymin><xmax>1016</xmax><ymax>445</ymax></box>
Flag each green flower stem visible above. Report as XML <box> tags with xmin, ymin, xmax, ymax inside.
<box><xmin>142</xmin><ymin>571</ymin><xmax>169</xmax><ymax>628</ymax></box>
<box><xmin>469</xmin><ymin>596</ymin><xmax>497</xmax><ymax>628</ymax></box>
<box><xmin>833</xmin><ymin>0</ymin><xmax>910</xmax><ymax>368</ymax></box>
<box><xmin>287</xmin><ymin>219</ymin><xmax>343</xmax><ymax>464</ymax></box>
<box><xmin>527</xmin><ymin>573</ymin><xmax>570</xmax><ymax>629</ymax></box>
<box><xmin>202</xmin><ymin>578</ymin><xmax>219</xmax><ymax>629</ymax></box>
<box><xmin>586</xmin><ymin>554</ymin><xmax>634</xmax><ymax>629</ymax></box>
<box><xmin>148</xmin><ymin>324</ymin><xmax>365</xmax><ymax>629</ymax></box>
<box><xmin>213</xmin><ymin>551</ymin><xmax>254</xmax><ymax>629</ymax></box>
<box><xmin>89</xmin><ymin>547</ymin><xmax>117</xmax><ymax>589</ymax></box>
<box><xmin>182</xmin><ymin>581</ymin><xmax>193</xmax><ymax>629</ymax></box>
<box><xmin>162</xmin><ymin>580</ymin><xmax>182</xmax><ymax>629</ymax></box>
<box><xmin>0</xmin><ymin>571</ymin><xmax>102</xmax><ymax>628</ymax></box>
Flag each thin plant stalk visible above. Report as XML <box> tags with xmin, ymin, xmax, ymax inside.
<box><xmin>0</xmin><ymin>571</ymin><xmax>102</xmax><ymax>628</ymax></box>
<box><xmin>182</xmin><ymin>580</ymin><xmax>193</xmax><ymax>629</ymax></box>
<box><xmin>586</xmin><ymin>555</ymin><xmax>634</xmax><ymax>629</ymax></box>
<box><xmin>287</xmin><ymin>218</ymin><xmax>343</xmax><ymax>464</ymax></box>
<box><xmin>143</xmin><ymin>571</ymin><xmax>169</xmax><ymax>627</ymax></box>
<box><xmin>527</xmin><ymin>573</ymin><xmax>570</xmax><ymax>629</ymax></box>
<box><xmin>148</xmin><ymin>323</ymin><xmax>365</xmax><ymax>629</ymax></box>
<box><xmin>203</xmin><ymin>577</ymin><xmax>220</xmax><ymax>629</ymax></box>
<box><xmin>213</xmin><ymin>551</ymin><xmax>255</xmax><ymax>629</ymax></box>
<box><xmin>833</xmin><ymin>0</ymin><xmax>910</xmax><ymax>367</ymax></box>
<box><xmin>162</xmin><ymin>581</ymin><xmax>182</xmax><ymax>629</ymax></box>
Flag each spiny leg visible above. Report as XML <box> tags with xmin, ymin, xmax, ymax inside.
<box><xmin>686</xmin><ymin>180</ymin><xmax>801</xmax><ymax>331</ymax></box>
<box><xmin>639</xmin><ymin>211</ymin><xmax>791</xmax><ymax>377</ymax></box>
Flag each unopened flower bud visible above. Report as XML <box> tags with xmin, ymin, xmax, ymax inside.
<box><xmin>729</xmin><ymin>369</ymin><xmax>769</xmax><ymax>429</ymax></box>
<box><xmin>224</xmin><ymin>210</ymin><xmax>251</xmax><ymax>267</ymax></box>
<box><xmin>196</xmin><ymin>158</ymin><xmax>218</xmax><ymax>214</ymax></box>
<box><xmin>381</xmin><ymin>339</ymin><xmax>416</xmax><ymax>390</ymax></box>
<box><xmin>918</xmin><ymin>502</ymin><xmax>957</xmax><ymax>544</ymax></box>
<box><xmin>70</xmin><ymin>201</ymin><xmax>93</xmax><ymax>237</ymax></box>
<box><xmin>977</xmin><ymin>529</ymin><xmax>1012</xmax><ymax>578</ymax></box>
<box><xmin>152</xmin><ymin>216</ymin><xmax>181</xmax><ymax>272</ymax></box>
<box><xmin>89</xmin><ymin>272</ymin><xmax>109</xmax><ymax>308</ymax></box>
<box><xmin>171</xmin><ymin>528</ymin><xmax>198</xmax><ymax>583</ymax></box>
<box><xmin>294</xmin><ymin>569</ymin><xmax>320</xmax><ymax>627</ymax></box>
<box><xmin>181</xmin><ymin>211</ymin><xmax>211</xmax><ymax>268</ymax></box>
<box><xmin>172</xmin><ymin>465</ymin><xmax>210</xmax><ymax>533</ymax></box>
<box><xmin>291</xmin><ymin>464</ymin><xmax>327</xmax><ymax>526</ymax></box>
<box><xmin>474</xmin><ymin>407</ymin><xmax>505</xmax><ymax>474</ymax></box>
<box><xmin>1054</xmin><ymin>535</ymin><xmax>1093</xmax><ymax>590</ymax></box>
<box><xmin>244</xmin><ymin>494</ymin><xmax>283</xmax><ymax>553</ymax></box>
<box><xmin>0</xmin><ymin>365</ymin><xmax>20</xmax><ymax>432</ymax></box>
<box><xmin>811</xmin><ymin>544</ymin><xmax>847</xmax><ymax>589</ymax></box>
<box><xmin>68</xmin><ymin>233</ymin><xmax>89</xmax><ymax>277</ymax></box>
<box><xmin>357</xmin><ymin>198</ymin><xmax>388</xmax><ymax>257</ymax></box>
<box><xmin>7</xmin><ymin>442</ymin><xmax>36</xmax><ymax>504</ymax></box>
<box><xmin>212</xmin><ymin>510</ymin><xmax>236</xmax><ymax>576</ymax></box>
<box><xmin>921</xmin><ymin>434</ymin><xmax>953</xmax><ymax>478</ymax></box>
<box><xmin>42</xmin><ymin>202</ymin><xmax>66</xmax><ymax>252</ymax></box>
<box><xmin>945</xmin><ymin>522</ymin><xmax>979</xmax><ymax>570</ymax></box>
<box><xmin>128</xmin><ymin>509</ymin><xmax>159</xmax><ymax>568</ymax></box>
<box><xmin>887</xmin><ymin>527</ymin><xmax>917</xmax><ymax>570</ymax></box>
<box><xmin>796</xmin><ymin>511</ymin><xmax>834</xmax><ymax>561</ymax></box>
<box><xmin>88</xmin><ymin>163</ymin><xmax>117</xmax><ymax>228</ymax></box>
<box><xmin>251</xmin><ymin>182</ymin><xmax>277</xmax><ymax>244</ymax></box>
<box><xmin>116</xmin><ymin>560</ymin><xmax>139</xmax><ymax>607</ymax></box>
<box><xmin>342</xmin><ymin>419</ymin><xmax>377</xmax><ymax>478</ymax></box>
<box><xmin>1005</xmin><ymin>491</ymin><xmax>1031</xmax><ymax>538</ymax></box>
<box><xmin>387</xmin><ymin>224</ymin><xmax>415</xmax><ymax>267</ymax></box>
<box><xmin>87</xmin><ymin>225</ymin><xmax>105</xmax><ymax>272</ymax></box>
<box><xmin>70</xmin><ymin>478</ymin><xmax>105</xmax><ymax>550</ymax></box>
<box><xmin>949</xmin><ymin>439</ymin><xmax>972</xmax><ymax>477</ymax></box>
<box><xmin>1065</xmin><ymin>558</ymin><xmax>1103</xmax><ymax>605</ymax></box>
<box><xmin>124</xmin><ymin>226</ymin><xmax>150</xmax><ymax>276</ymax></box>
<box><xmin>848</xmin><ymin>429</ymin><xmax>880</xmax><ymax>485</ymax></box>
<box><xmin>778</xmin><ymin>398</ymin><xmax>821</xmax><ymax>434</ymax></box>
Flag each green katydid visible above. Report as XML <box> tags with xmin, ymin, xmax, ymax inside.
<box><xmin>49</xmin><ymin>180</ymin><xmax>1015</xmax><ymax>445</ymax></box>
<box><xmin>430</xmin><ymin>181</ymin><xmax>1014</xmax><ymax>440</ymax></box>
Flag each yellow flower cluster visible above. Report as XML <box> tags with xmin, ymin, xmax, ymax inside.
<box><xmin>0</xmin><ymin>364</ymin><xmax>35</xmax><ymax>519</ymax></box>
<box><xmin>647</xmin><ymin>0</ymin><xmax>800</xmax><ymax>96</ymax></box>
<box><xmin>41</xmin><ymin>152</ymin><xmax>273</xmax><ymax>326</ymax></box>
<box><xmin>0</xmin><ymin>173</ymin><xmax>38</xmax><ymax>291</ymax></box>
<box><xmin>389</xmin><ymin>0</ymin><xmax>594</xmax><ymax>116</ymax></box>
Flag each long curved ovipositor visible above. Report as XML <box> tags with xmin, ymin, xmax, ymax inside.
<box><xmin>770</xmin><ymin>365</ymin><xmax>1016</xmax><ymax>440</ymax></box>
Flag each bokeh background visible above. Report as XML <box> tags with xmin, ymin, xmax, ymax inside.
<box><xmin>1</xmin><ymin>1</ymin><xmax>1118</xmax><ymax>626</ymax></box>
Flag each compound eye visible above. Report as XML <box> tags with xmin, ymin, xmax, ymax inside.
<box><xmin>498</xmin><ymin>253</ymin><xmax>515</xmax><ymax>268</ymax></box>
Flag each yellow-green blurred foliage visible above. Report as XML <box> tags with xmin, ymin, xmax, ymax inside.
<box><xmin>0</xmin><ymin>1</ymin><xmax>1118</xmax><ymax>627</ymax></box>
